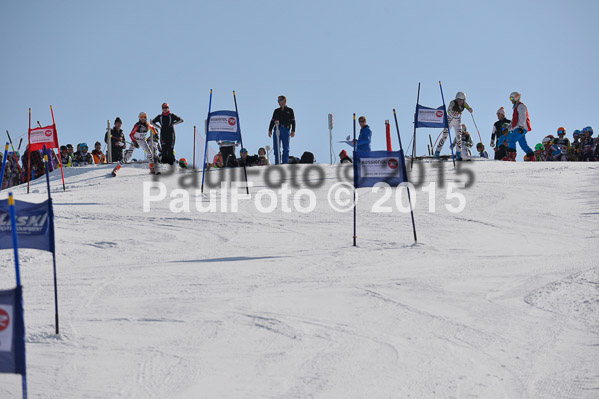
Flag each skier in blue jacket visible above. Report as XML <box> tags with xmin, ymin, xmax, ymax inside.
<box><xmin>355</xmin><ymin>116</ymin><xmax>372</xmax><ymax>151</ymax></box>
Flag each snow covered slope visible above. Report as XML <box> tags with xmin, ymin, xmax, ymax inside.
<box><xmin>1</xmin><ymin>161</ymin><xmax>598</xmax><ymax>398</ymax></box>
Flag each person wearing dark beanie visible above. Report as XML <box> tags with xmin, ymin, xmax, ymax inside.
<box><xmin>105</xmin><ymin>117</ymin><xmax>126</xmax><ymax>162</ymax></box>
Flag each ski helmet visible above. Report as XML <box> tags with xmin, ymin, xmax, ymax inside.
<box><xmin>476</xmin><ymin>142</ymin><xmax>484</xmax><ymax>150</ymax></box>
<box><xmin>557</xmin><ymin>127</ymin><xmax>566</xmax><ymax>135</ymax></box>
<box><xmin>583</xmin><ymin>126</ymin><xmax>594</xmax><ymax>136</ymax></box>
<box><xmin>455</xmin><ymin>92</ymin><xmax>466</xmax><ymax>101</ymax></box>
<box><xmin>162</xmin><ymin>102</ymin><xmax>169</xmax><ymax>109</ymax></box>
<box><xmin>501</xmin><ymin>122</ymin><xmax>510</xmax><ymax>132</ymax></box>
<box><xmin>535</xmin><ymin>143</ymin><xmax>544</xmax><ymax>151</ymax></box>
<box><xmin>80</xmin><ymin>143</ymin><xmax>88</xmax><ymax>150</ymax></box>
<box><xmin>542</xmin><ymin>136</ymin><xmax>553</xmax><ymax>145</ymax></box>
<box><xmin>139</xmin><ymin>112</ymin><xmax>148</xmax><ymax>121</ymax></box>
<box><xmin>178</xmin><ymin>158</ymin><xmax>188</xmax><ymax>168</ymax></box>
<box><xmin>509</xmin><ymin>91</ymin><xmax>521</xmax><ymax>102</ymax></box>
<box><xmin>573</xmin><ymin>129</ymin><xmax>581</xmax><ymax>138</ymax></box>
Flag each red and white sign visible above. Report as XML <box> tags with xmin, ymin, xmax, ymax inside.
<box><xmin>436</xmin><ymin>110</ymin><xmax>443</xmax><ymax>118</ymax></box>
<box><xmin>0</xmin><ymin>305</ymin><xmax>13</xmax><ymax>352</ymax></box>
<box><xmin>29</xmin><ymin>124</ymin><xmax>59</xmax><ymax>151</ymax></box>
<box><xmin>208</xmin><ymin>116</ymin><xmax>238</xmax><ymax>133</ymax></box>
<box><xmin>387</xmin><ymin>159</ymin><xmax>399</xmax><ymax>169</ymax></box>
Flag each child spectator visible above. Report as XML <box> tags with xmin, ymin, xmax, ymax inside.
<box><xmin>453</xmin><ymin>124</ymin><xmax>474</xmax><ymax>157</ymax></box>
<box><xmin>533</xmin><ymin>143</ymin><xmax>544</xmax><ymax>161</ymax></box>
<box><xmin>496</xmin><ymin>123</ymin><xmax>510</xmax><ymax>161</ymax></box>
<box><xmin>490</xmin><ymin>107</ymin><xmax>511</xmax><ymax>160</ymax></box>
<box><xmin>257</xmin><ymin>147</ymin><xmax>270</xmax><ymax>166</ymax></box>
<box><xmin>91</xmin><ymin>141</ymin><xmax>106</xmax><ymax>164</ymax></box>
<box><xmin>339</xmin><ymin>149</ymin><xmax>353</xmax><ymax>163</ymax></box>
<box><xmin>570</xmin><ymin>130</ymin><xmax>582</xmax><ymax>161</ymax></box>
<box><xmin>212</xmin><ymin>152</ymin><xmax>224</xmax><ymax>169</ymax></box>
<box><xmin>238</xmin><ymin>148</ymin><xmax>252</xmax><ymax>167</ymax></box>
<box><xmin>2</xmin><ymin>152</ymin><xmax>22</xmax><ymax>189</ymax></box>
<box><xmin>65</xmin><ymin>144</ymin><xmax>74</xmax><ymax>166</ymax></box>
<box><xmin>75</xmin><ymin>143</ymin><xmax>94</xmax><ymax>166</ymax></box>
<box><xmin>476</xmin><ymin>143</ymin><xmax>489</xmax><ymax>159</ymax></box>
<box><xmin>59</xmin><ymin>146</ymin><xmax>70</xmax><ymax>165</ymax></box>
<box><xmin>581</xmin><ymin>126</ymin><xmax>596</xmax><ymax>161</ymax></box>
<box><xmin>22</xmin><ymin>145</ymin><xmax>45</xmax><ymax>180</ymax></box>
<box><xmin>553</xmin><ymin>127</ymin><xmax>570</xmax><ymax>161</ymax></box>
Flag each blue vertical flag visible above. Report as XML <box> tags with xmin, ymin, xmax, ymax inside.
<box><xmin>0</xmin><ymin>286</ymin><xmax>26</xmax><ymax>375</ymax></box>
<box><xmin>353</xmin><ymin>150</ymin><xmax>409</xmax><ymax>188</ymax></box>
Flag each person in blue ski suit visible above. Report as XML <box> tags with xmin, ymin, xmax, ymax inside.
<box><xmin>355</xmin><ymin>116</ymin><xmax>372</xmax><ymax>151</ymax></box>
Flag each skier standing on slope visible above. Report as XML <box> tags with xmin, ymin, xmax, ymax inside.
<box><xmin>507</xmin><ymin>91</ymin><xmax>535</xmax><ymax>161</ymax></box>
<box><xmin>490</xmin><ymin>107</ymin><xmax>511</xmax><ymax>160</ymax></box>
<box><xmin>268</xmin><ymin>95</ymin><xmax>296</xmax><ymax>164</ymax></box>
<box><xmin>434</xmin><ymin>91</ymin><xmax>473</xmax><ymax>160</ymax></box>
<box><xmin>151</xmin><ymin>103</ymin><xmax>183</xmax><ymax>165</ymax></box>
<box><xmin>112</xmin><ymin>112</ymin><xmax>160</xmax><ymax>176</ymax></box>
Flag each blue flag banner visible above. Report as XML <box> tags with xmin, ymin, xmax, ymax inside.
<box><xmin>0</xmin><ymin>286</ymin><xmax>26</xmax><ymax>375</ymax></box>
<box><xmin>206</xmin><ymin>110</ymin><xmax>241</xmax><ymax>142</ymax></box>
<box><xmin>0</xmin><ymin>199</ymin><xmax>52</xmax><ymax>252</ymax></box>
<box><xmin>353</xmin><ymin>150</ymin><xmax>408</xmax><ymax>188</ymax></box>
<box><xmin>414</xmin><ymin>104</ymin><xmax>449</xmax><ymax>129</ymax></box>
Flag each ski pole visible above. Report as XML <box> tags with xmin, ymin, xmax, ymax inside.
<box><xmin>275</xmin><ymin>121</ymin><xmax>281</xmax><ymax>165</ymax></box>
<box><xmin>470</xmin><ymin>112</ymin><xmax>483</xmax><ymax>144</ymax></box>
<box><xmin>429</xmin><ymin>134</ymin><xmax>433</xmax><ymax>155</ymax></box>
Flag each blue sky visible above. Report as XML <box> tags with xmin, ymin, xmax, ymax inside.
<box><xmin>1</xmin><ymin>0</ymin><xmax>597</xmax><ymax>163</ymax></box>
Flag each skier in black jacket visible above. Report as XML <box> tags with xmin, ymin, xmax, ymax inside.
<box><xmin>152</xmin><ymin>103</ymin><xmax>183</xmax><ymax>165</ymax></box>
<box><xmin>105</xmin><ymin>117</ymin><xmax>127</xmax><ymax>162</ymax></box>
<box><xmin>268</xmin><ymin>95</ymin><xmax>296</xmax><ymax>164</ymax></box>
<box><xmin>490</xmin><ymin>107</ymin><xmax>511</xmax><ymax>160</ymax></box>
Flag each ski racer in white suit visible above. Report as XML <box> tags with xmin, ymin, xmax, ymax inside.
<box><xmin>434</xmin><ymin>91</ymin><xmax>473</xmax><ymax>160</ymax></box>
<box><xmin>111</xmin><ymin>112</ymin><xmax>160</xmax><ymax>176</ymax></box>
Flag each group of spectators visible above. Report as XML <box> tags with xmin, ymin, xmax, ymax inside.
<box><xmin>531</xmin><ymin>126</ymin><xmax>597</xmax><ymax>162</ymax></box>
<box><xmin>0</xmin><ymin>141</ymin><xmax>108</xmax><ymax>189</ymax></box>
<box><xmin>209</xmin><ymin>146</ymin><xmax>270</xmax><ymax>169</ymax></box>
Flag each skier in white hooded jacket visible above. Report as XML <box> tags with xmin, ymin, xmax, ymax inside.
<box><xmin>434</xmin><ymin>91</ymin><xmax>473</xmax><ymax>160</ymax></box>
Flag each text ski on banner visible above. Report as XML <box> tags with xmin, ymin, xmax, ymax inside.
<box><xmin>353</xmin><ymin>150</ymin><xmax>408</xmax><ymax>188</ymax></box>
<box><xmin>0</xmin><ymin>199</ymin><xmax>52</xmax><ymax>252</ymax></box>
<box><xmin>414</xmin><ymin>105</ymin><xmax>449</xmax><ymax>129</ymax></box>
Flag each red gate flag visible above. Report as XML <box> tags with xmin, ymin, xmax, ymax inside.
<box><xmin>28</xmin><ymin>125</ymin><xmax>58</xmax><ymax>151</ymax></box>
